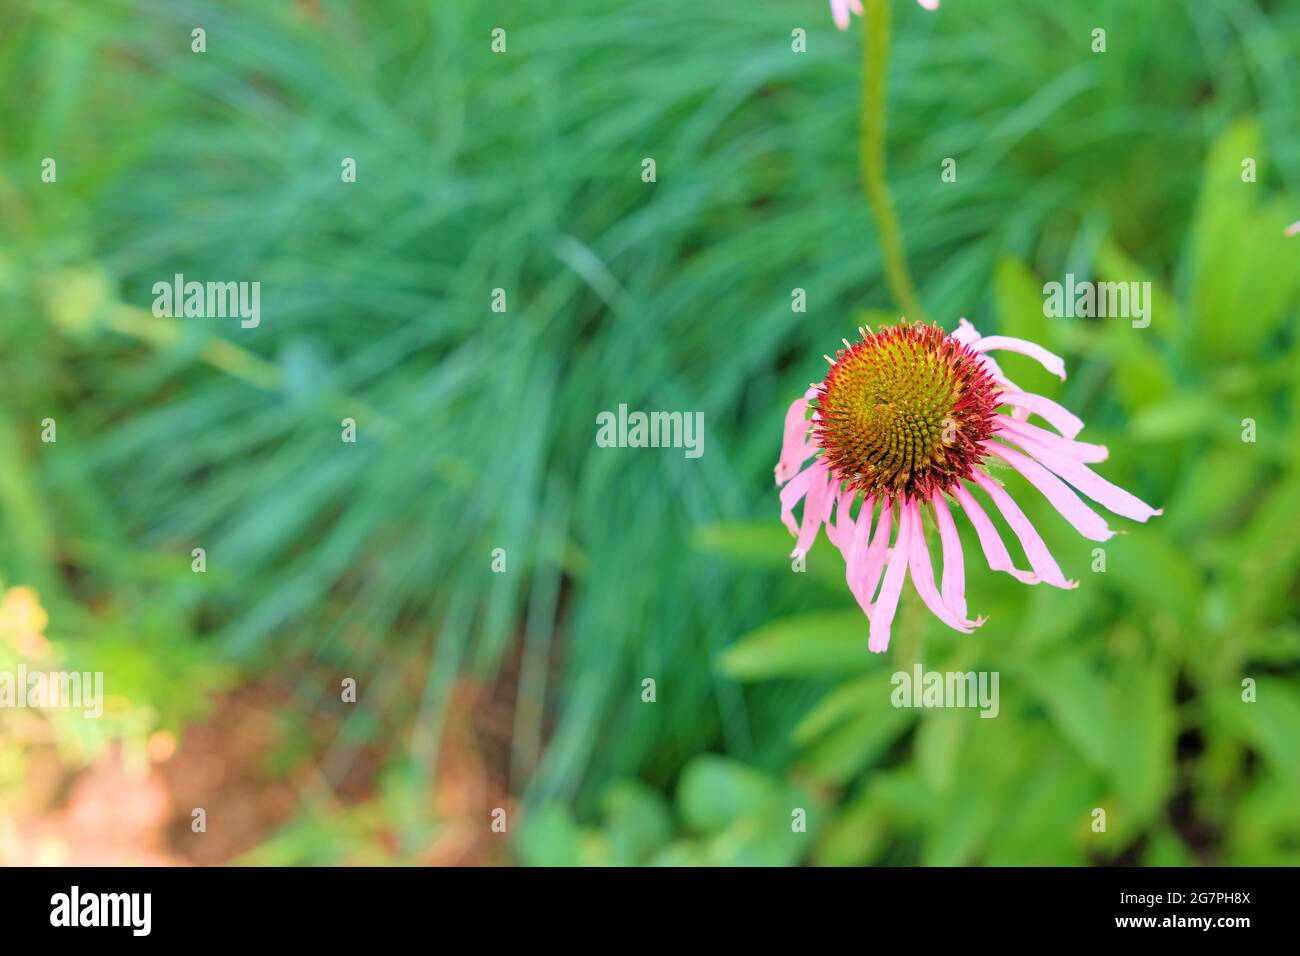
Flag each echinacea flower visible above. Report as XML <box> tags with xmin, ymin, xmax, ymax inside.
<box><xmin>776</xmin><ymin>319</ymin><xmax>1161</xmax><ymax>653</ymax></box>
<box><xmin>830</xmin><ymin>0</ymin><xmax>938</xmax><ymax>31</ymax></box>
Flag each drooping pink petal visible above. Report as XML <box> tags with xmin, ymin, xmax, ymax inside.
<box><xmin>904</xmin><ymin>502</ymin><xmax>981</xmax><ymax>633</ymax></box>
<box><xmin>779</xmin><ymin>463</ymin><xmax>818</xmax><ymax>535</ymax></box>
<box><xmin>983</xmin><ymin>442</ymin><xmax>1115</xmax><ymax>541</ymax></box>
<box><xmin>917</xmin><ymin>0</ymin><xmax>940</xmax><ymax>9</ymax></box>
<box><xmin>792</xmin><ymin>462</ymin><xmax>835</xmax><ymax>557</ymax></box>
<box><xmin>969</xmin><ymin>472</ymin><xmax>1077</xmax><ymax>589</ymax></box>
<box><xmin>950</xmin><ymin>484</ymin><xmax>1040</xmax><ymax>584</ymax></box>
<box><xmin>855</xmin><ymin>499</ymin><xmax>893</xmax><ymax>614</ymax></box>
<box><xmin>971</xmin><ymin>335</ymin><xmax>1068</xmax><ymax>381</ymax></box>
<box><xmin>930</xmin><ymin>489</ymin><xmax>969</xmax><ymax>619</ymax></box>
<box><xmin>869</xmin><ymin>500</ymin><xmax>912</xmax><ymax>653</ymax></box>
<box><xmin>995</xmin><ymin>389</ymin><xmax>1085</xmax><ymax>439</ymax></box>
<box><xmin>775</xmin><ymin>387</ymin><xmax>818</xmax><ymax>485</ymax></box>
<box><xmin>1285</xmin><ymin>220</ymin><xmax>1299</xmax><ymax>237</ymax></box>
<box><xmin>997</xmin><ymin>430</ymin><xmax>1162</xmax><ymax>523</ymax></box>
<box><xmin>996</xmin><ymin>416</ymin><xmax>1108</xmax><ymax>463</ymax></box>
<box><xmin>844</xmin><ymin>495</ymin><xmax>876</xmax><ymax>613</ymax></box>
<box><xmin>825</xmin><ymin>484</ymin><xmax>859</xmax><ymax>554</ymax></box>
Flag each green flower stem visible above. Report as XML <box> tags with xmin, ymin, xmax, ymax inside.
<box><xmin>859</xmin><ymin>0</ymin><xmax>925</xmax><ymax>323</ymax></box>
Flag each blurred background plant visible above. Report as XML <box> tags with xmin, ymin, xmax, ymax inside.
<box><xmin>0</xmin><ymin>0</ymin><xmax>1296</xmax><ymax>865</ymax></box>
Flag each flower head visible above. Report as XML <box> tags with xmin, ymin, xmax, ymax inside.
<box><xmin>830</xmin><ymin>0</ymin><xmax>937</xmax><ymax>31</ymax></box>
<box><xmin>776</xmin><ymin>319</ymin><xmax>1161</xmax><ymax>653</ymax></box>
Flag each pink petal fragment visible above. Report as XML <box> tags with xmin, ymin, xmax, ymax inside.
<box><xmin>1000</xmin><ymin>430</ymin><xmax>1163</xmax><ymax>523</ymax></box>
<box><xmin>1286</xmin><ymin>220</ymin><xmax>1299</xmax><ymax>237</ymax></box>
<box><xmin>930</xmin><ymin>489</ymin><xmax>969</xmax><ymax>619</ymax></box>
<box><xmin>828</xmin><ymin>0</ymin><xmax>862</xmax><ymax>30</ymax></box>
<box><xmin>983</xmin><ymin>442</ymin><xmax>1115</xmax><ymax>542</ymax></box>
<box><xmin>917</xmin><ymin>0</ymin><xmax>940</xmax><ymax>8</ymax></box>
<box><xmin>996</xmin><ymin>416</ymin><xmax>1108</xmax><ymax>463</ymax></box>
<box><xmin>972</xmin><ymin>335</ymin><xmax>1068</xmax><ymax>381</ymax></box>
<box><xmin>905</xmin><ymin>503</ymin><xmax>980</xmax><ymax>633</ymax></box>
<box><xmin>951</xmin><ymin>484</ymin><xmax>1040</xmax><ymax>584</ymax></box>
<box><xmin>969</xmin><ymin>472</ymin><xmax>1077</xmax><ymax>590</ymax></box>
<box><xmin>996</xmin><ymin>389</ymin><xmax>1085</xmax><ymax>440</ymax></box>
<box><xmin>869</xmin><ymin>501</ymin><xmax>912</xmax><ymax>653</ymax></box>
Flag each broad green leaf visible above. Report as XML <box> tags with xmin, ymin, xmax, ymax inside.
<box><xmin>514</xmin><ymin>804</ymin><xmax>585</xmax><ymax>867</ymax></box>
<box><xmin>717</xmin><ymin>611</ymin><xmax>873</xmax><ymax>679</ymax></box>
<box><xmin>1104</xmin><ymin>662</ymin><xmax>1175</xmax><ymax>833</ymax></box>
<box><xmin>1188</xmin><ymin>118</ymin><xmax>1300</xmax><ymax>362</ymax></box>
<box><xmin>676</xmin><ymin>754</ymin><xmax>781</xmax><ymax>835</ymax></box>
<box><xmin>1019</xmin><ymin>651</ymin><xmax>1109</xmax><ymax>768</ymax></box>
<box><xmin>599</xmin><ymin>780</ymin><xmax>674</xmax><ymax>865</ymax></box>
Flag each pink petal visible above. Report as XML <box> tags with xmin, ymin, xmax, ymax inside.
<box><xmin>930</xmin><ymin>489</ymin><xmax>969</xmax><ymax>619</ymax></box>
<box><xmin>951</xmin><ymin>317</ymin><xmax>982</xmax><ymax>345</ymax></box>
<box><xmin>917</xmin><ymin>0</ymin><xmax>940</xmax><ymax>9</ymax></box>
<box><xmin>951</xmin><ymin>484</ymin><xmax>1040</xmax><ymax>584</ymax></box>
<box><xmin>972</xmin><ymin>335</ymin><xmax>1068</xmax><ymax>381</ymax></box>
<box><xmin>996</xmin><ymin>389</ymin><xmax>1085</xmax><ymax>440</ymax></box>
<box><xmin>904</xmin><ymin>502</ymin><xmax>980</xmax><ymax>633</ymax></box>
<box><xmin>869</xmin><ymin>501</ymin><xmax>912</xmax><ymax>653</ymax></box>
<box><xmin>792</xmin><ymin>463</ymin><xmax>835</xmax><ymax>557</ymax></box>
<box><xmin>1285</xmin><ymin>220</ymin><xmax>1299</xmax><ymax>237</ymax></box>
<box><xmin>983</xmin><ymin>442</ymin><xmax>1115</xmax><ymax>542</ymax></box>
<box><xmin>779</xmin><ymin>463</ymin><xmax>818</xmax><ymax>535</ymax></box>
<box><xmin>855</xmin><ymin>499</ymin><xmax>893</xmax><ymax>615</ymax></box>
<box><xmin>828</xmin><ymin>0</ymin><xmax>855</xmax><ymax>30</ymax></box>
<box><xmin>998</xmin><ymin>430</ymin><xmax>1162</xmax><ymax>523</ymax></box>
<box><xmin>775</xmin><ymin>388</ymin><xmax>818</xmax><ymax>485</ymax></box>
<box><xmin>826</xmin><ymin>485</ymin><xmax>859</xmax><ymax>554</ymax></box>
<box><xmin>969</xmin><ymin>472</ymin><xmax>1077</xmax><ymax>590</ymax></box>
<box><xmin>995</xmin><ymin>416</ymin><xmax>1108</xmax><ymax>463</ymax></box>
<box><xmin>844</xmin><ymin>495</ymin><xmax>876</xmax><ymax>613</ymax></box>
<box><xmin>951</xmin><ymin>321</ymin><xmax>1024</xmax><ymax>416</ymax></box>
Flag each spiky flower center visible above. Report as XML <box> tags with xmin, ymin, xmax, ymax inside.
<box><xmin>814</xmin><ymin>322</ymin><xmax>1000</xmax><ymax>500</ymax></box>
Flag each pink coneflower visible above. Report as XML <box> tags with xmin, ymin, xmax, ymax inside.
<box><xmin>776</xmin><ymin>319</ymin><xmax>1161</xmax><ymax>653</ymax></box>
<box><xmin>830</xmin><ymin>0</ymin><xmax>938</xmax><ymax>31</ymax></box>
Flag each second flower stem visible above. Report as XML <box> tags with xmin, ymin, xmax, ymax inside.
<box><xmin>859</xmin><ymin>0</ymin><xmax>925</xmax><ymax>323</ymax></box>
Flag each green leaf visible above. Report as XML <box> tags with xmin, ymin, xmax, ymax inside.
<box><xmin>716</xmin><ymin>611</ymin><xmax>873</xmax><ymax>680</ymax></box>
<box><xmin>676</xmin><ymin>755</ymin><xmax>783</xmax><ymax>835</ymax></box>
<box><xmin>514</xmin><ymin>804</ymin><xmax>586</xmax><ymax>867</ymax></box>
<box><xmin>1020</xmin><ymin>651</ymin><xmax>1109</xmax><ymax>768</ymax></box>
<box><xmin>598</xmin><ymin>780</ymin><xmax>675</xmax><ymax>865</ymax></box>
<box><xmin>1104</xmin><ymin>662</ymin><xmax>1175</xmax><ymax>833</ymax></box>
<box><xmin>1188</xmin><ymin>118</ymin><xmax>1300</xmax><ymax>362</ymax></box>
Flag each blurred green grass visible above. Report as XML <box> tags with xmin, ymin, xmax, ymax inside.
<box><xmin>1</xmin><ymin>0</ymin><xmax>1298</xmax><ymax>864</ymax></box>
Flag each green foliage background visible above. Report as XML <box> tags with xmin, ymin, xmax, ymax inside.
<box><xmin>1</xmin><ymin>0</ymin><xmax>1298</xmax><ymax>865</ymax></box>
